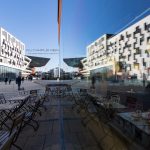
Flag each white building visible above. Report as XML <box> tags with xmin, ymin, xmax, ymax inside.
<box><xmin>80</xmin><ymin>58</ymin><xmax>90</xmax><ymax>77</ymax></box>
<box><xmin>0</xmin><ymin>27</ymin><xmax>31</xmax><ymax>80</ymax></box>
<box><xmin>85</xmin><ymin>15</ymin><xmax>150</xmax><ymax>80</ymax></box>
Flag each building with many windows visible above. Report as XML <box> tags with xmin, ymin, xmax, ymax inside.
<box><xmin>0</xmin><ymin>27</ymin><xmax>31</xmax><ymax>80</ymax></box>
<box><xmin>84</xmin><ymin>15</ymin><xmax>150</xmax><ymax>80</ymax></box>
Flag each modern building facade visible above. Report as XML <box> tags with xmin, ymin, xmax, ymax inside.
<box><xmin>0</xmin><ymin>27</ymin><xmax>31</xmax><ymax>80</ymax></box>
<box><xmin>80</xmin><ymin>58</ymin><xmax>90</xmax><ymax>78</ymax></box>
<box><xmin>84</xmin><ymin>15</ymin><xmax>150</xmax><ymax>80</ymax></box>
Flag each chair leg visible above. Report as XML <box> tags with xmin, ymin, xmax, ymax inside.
<box><xmin>12</xmin><ymin>143</ymin><xmax>22</xmax><ymax>150</ymax></box>
<box><xmin>25</xmin><ymin>122</ymin><xmax>37</xmax><ymax>131</ymax></box>
<box><xmin>32</xmin><ymin>119</ymin><xmax>39</xmax><ymax>131</ymax></box>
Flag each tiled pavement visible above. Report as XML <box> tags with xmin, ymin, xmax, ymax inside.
<box><xmin>11</xmin><ymin>96</ymin><xmax>101</xmax><ymax>150</ymax></box>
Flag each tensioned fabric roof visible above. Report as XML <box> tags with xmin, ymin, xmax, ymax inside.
<box><xmin>63</xmin><ymin>57</ymin><xmax>85</xmax><ymax>67</ymax></box>
<box><xmin>27</xmin><ymin>56</ymin><xmax>50</xmax><ymax>68</ymax></box>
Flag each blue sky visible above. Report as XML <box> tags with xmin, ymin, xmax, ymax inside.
<box><xmin>0</xmin><ymin>0</ymin><xmax>150</xmax><ymax>70</ymax></box>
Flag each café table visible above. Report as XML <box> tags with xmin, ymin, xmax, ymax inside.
<box><xmin>98</xmin><ymin>101</ymin><xmax>126</xmax><ymax>109</ymax></box>
<box><xmin>117</xmin><ymin>112</ymin><xmax>150</xmax><ymax>147</ymax></box>
<box><xmin>88</xmin><ymin>92</ymin><xmax>126</xmax><ymax>108</ymax></box>
<box><xmin>114</xmin><ymin>90</ymin><xmax>150</xmax><ymax>110</ymax></box>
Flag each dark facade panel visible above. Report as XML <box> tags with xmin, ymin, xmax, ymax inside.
<box><xmin>27</xmin><ymin>55</ymin><xmax>50</xmax><ymax>68</ymax></box>
<box><xmin>63</xmin><ymin>57</ymin><xmax>85</xmax><ymax>67</ymax></box>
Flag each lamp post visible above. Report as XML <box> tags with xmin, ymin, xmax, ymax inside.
<box><xmin>146</xmin><ymin>42</ymin><xmax>150</xmax><ymax>77</ymax></box>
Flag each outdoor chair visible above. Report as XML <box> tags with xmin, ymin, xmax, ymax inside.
<box><xmin>30</xmin><ymin>90</ymin><xmax>38</xmax><ymax>96</ymax></box>
<box><xmin>81</xmin><ymin>96</ymin><xmax>97</xmax><ymax>126</ymax></box>
<box><xmin>23</xmin><ymin>100</ymin><xmax>41</xmax><ymax>131</ymax></box>
<box><xmin>19</xmin><ymin>90</ymin><xmax>29</xmax><ymax>96</ymax></box>
<box><xmin>38</xmin><ymin>93</ymin><xmax>48</xmax><ymax>111</ymax></box>
<box><xmin>83</xmin><ymin>98</ymin><xmax>127</xmax><ymax>150</ymax></box>
<box><xmin>0</xmin><ymin>96</ymin><xmax>29</xmax><ymax>129</ymax></box>
<box><xmin>72</xmin><ymin>91</ymin><xmax>89</xmax><ymax>113</ymax></box>
<box><xmin>0</xmin><ymin>101</ymin><xmax>22</xmax><ymax>130</ymax></box>
<box><xmin>26</xmin><ymin>93</ymin><xmax>44</xmax><ymax>116</ymax></box>
<box><xmin>126</xmin><ymin>96</ymin><xmax>137</xmax><ymax>111</ymax></box>
<box><xmin>9</xmin><ymin>112</ymin><xmax>25</xmax><ymax>150</ymax></box>
<box><xmin>93</xmin><ymin>100</ymin><xmax>112</xmax><ymax>124</ymax></box>
<box><xmin>0</xmin><ymin>129</ymin><xmax>17</xmax><ymax>150</ymax></box>
<box><xmin>110</xmin><ymin>94</ymin><xmax>120</xmax><ymax>103</ymax></box>
<box><xmin>0</xmin><ymin>94</ymin><xmax>6</xmax><ymax>104</ymax></box>
<box><xmin>0</xmin><ymin>112</ymin><xmax>25</xmax><ymax>150</ymax></box>
<box><xmin>64</xmin><ymin>85</ymin><xmax>74</xmax><ymax>98</ymax></box>
<box><xmin>46</xmin><ymin>86</ymin><xmax>55</xmax><ymax>96</ymax></box>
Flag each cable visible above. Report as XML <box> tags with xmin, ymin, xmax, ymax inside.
<box><xmin>115</xmin><ymin>8</ymin><xmax>150</xmax><ymax>34</ymax></box>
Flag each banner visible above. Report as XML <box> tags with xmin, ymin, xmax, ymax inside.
<box><xmin>58</xmin><ymin>0</ymin><xmax>62</xmax><ymax>45</ymax></box>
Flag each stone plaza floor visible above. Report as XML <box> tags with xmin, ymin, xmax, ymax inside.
<box><xmin>11</xmin><ymin>96</ymin><xmax>101</xmax><ymax>150</ymax></box>
<box><xmin>0</xmin><ymin>80</ymin><xmax>147</xmax><ymax>150</ymax></box>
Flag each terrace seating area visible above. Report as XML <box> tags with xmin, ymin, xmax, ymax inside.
<box><xmin>0</xmin><ymin>80</ymin><xmax>150</xmax><ymax>150</ymax></box>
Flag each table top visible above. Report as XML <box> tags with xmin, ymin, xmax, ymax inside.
<box><xmin>88</xmin><ymin>92</ymin><xmax>104</xmax><ymax>101</ymax></box>
<box><xmin>118</xmin><ymin>112</ymin><xmax>150</xmax><ymax>135</ymax></box>
<box><xmin>6</xmin><ymin>95</ymin><xmax>29</xmax><ymax>102</ymax></box>
<box><xmin>0</xmin><ymin>103</ymin><xmax>18</xmax><ymax>111</ymax></box>
<box><xmin>97</xmin><ymin>101</ymin><xmax>126</xmax><ymax>109</ymax></box>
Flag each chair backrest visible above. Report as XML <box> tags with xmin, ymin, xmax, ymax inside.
<box><xmin>135</xmin><ymin>102</ymin><xmax>143</xmax><ymax>111</ymax></box>
<box><xmin>13</xmin><ymin>96</ymin><xmax>29</xmax><ymax>114</ymax></box>
<box><xmin>66</xmin><ymin>85</ymin><xmax>72</xmax><ymax>91</ymax></box>
<box><xmin>9</xmin><ymin>112</ymin><xmax>25</xmax><ymax>135</ymax></box>
<box><xmin>30</xmin><ymin>90</ymin><xmax>38</xmax><ymax>96</ymax></box>
<box><xmin>110</xmin><ymin>95</ymin><xmax>120</xmax><ymax>103</ymax></box>
<box><xmin>19</xmin><ymin>90</ymin><xmax>29</xmax><ymax>95</ymax></box>
<box><xmin>0</xmin><ymin>94</ymin><xmax>6</xmax><ymax>104</ymax></box>
<box><xmin>126</xmin><ymin>96</ymin><xmax>137</xmax><ymax>104</ymax></box>
<box><xmin>0</xmin><ymin>130</ymin><xmax>17</xmax><ymax>150</ymax></box>
<box><xmin>31</xmin><ymin>100</ymin><xmax>41</xmax><ymax>118</ymax></box>
<box><xmin>126</xmin><ymin>96</ymin><xmax>137</xmax><ymax>110</ymax></box>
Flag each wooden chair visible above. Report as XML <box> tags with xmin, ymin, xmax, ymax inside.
<box><xmin>126</xmin><ymin>96</ymin><xmax>137</xmax><ymax>110</ymax></box>
<box><xmin>0</xmin><ymin>112</ymin><xmax>25</xmax><ymax>150</ymax></box>
<box><xmin>30</xmin><ymin>90</ymin><xmax>38</xmax><ymax>97</ymax></box>
<box><xmin>23</xmin><ymin>100</ymin><xmax>41</xmax><ymax>131</ymax></box>
<box><xmin>110</xmin><ymin>95</ymin><xmax>120</xmax><ymax>103</ymax></box>
<box><xmin>0</xmin><ymin>130</ymin><xmax>17</xmax><ymax>150</ymax></box>
<box><xmin>65</xmin><ymin>85</ymin><xmax>73</xmax><ymax>97</ymax></box>
<box><xmin>0</xmin><ymin>94</ymin><xmax>6</xmax><ymax>104</ymax></box>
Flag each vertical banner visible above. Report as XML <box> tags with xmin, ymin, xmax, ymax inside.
<box><xmin>58</xmin><ymin>0</ymin><xmax>62</xmax><ymax>45</ymax></box>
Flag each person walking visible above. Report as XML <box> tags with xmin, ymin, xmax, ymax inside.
<box><xmin>91</xmin><ymin>75</ymin><xmax>96</xmax><ymax>89</ymax></box>
<box><xmin>22</xmin><ymin>77</ymin><xmax>24</xmax><ymax>83</ymax></box>
<box><xmin>4</xmin><ymin>77</ymin><xmax>8</xmax><ymax>85</ymax></box>
<box><xmin>16</xmin><ymin>75</ymin><xmax>22</xmax><ymax>90</ymax></box>
<box><xmin>9</xmin><ymin>79</ymin><xmax>11</xmax><ymax>84</ymax></box>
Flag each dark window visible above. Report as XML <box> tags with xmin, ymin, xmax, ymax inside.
<box><xmin>143</xmin><ymin>58</ymin><xmax>146</xmax><ymax>67</ymax></box>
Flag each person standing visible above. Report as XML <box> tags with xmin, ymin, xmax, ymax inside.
<box><xmin>91</xmin><ymin>75</ymin><xmax>96</xmax><ymax>89</ymax></box>
<box><xmin>143</xmin><ymin>73</ymin><xmax>147</xmax><ymax>87</ymax></box>
<box><xmin>17</xmin><ymin>75</ymin><xmax>22</xmax><ymax>90</ymax></box>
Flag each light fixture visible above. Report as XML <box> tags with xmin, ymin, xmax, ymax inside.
<box><xmin>146</xmin><ymin>42</ymin><xmax>150</xmax><ymax>53</ymax></box>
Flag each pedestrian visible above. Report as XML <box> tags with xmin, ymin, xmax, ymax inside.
<box><xmin>143</xmin><ymin>73</ymin><xmax>147</xmax><ymax>87</ymax></box>
<box><xmin>22</xmin><ymin>77</ymin><xmax>24</xmax><ymax>83</ymax></box>
<box><xmin>16</xmin><ymin>75</ymin><xmax>22</xmax><ymax>90</ymax></box>
<box><xmin>4</xmin><ymin>77</ymin><xmax>8</xmax><ymax>84</ymax></box>
<box><xmin>91</xmin><ymin>75</ymin><xmax>96</xmax><ymax>89</ymax></box>
<box><xmin>9</xmin><ymin>79</ymin><xmax>11</xmax><ymax>84</ymax></box>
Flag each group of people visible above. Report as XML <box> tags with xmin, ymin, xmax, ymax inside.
<box><xmin>4</xmin><ymin>76</ymin><xmax>24</xmax><ymax>90</ymax></box>
<box><xmin>4</xmin><ymin>77</ymin><xmax>11</xmax><ymax>85</ymax></box>
<box><xmin>16</xmin><ymin>76</ymin><xmax>24</xmax><ymax>90</ymax></box>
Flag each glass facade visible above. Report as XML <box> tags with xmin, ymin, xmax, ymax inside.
<box><xmin>0</xmin><ymin>65</ymin><xmax>20</xmax><ymax>81</ymax></box>
<box><xmin>90</xmin><ymin>65</ymin><xmax>113</xmax><ymax>80</ymax></box>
